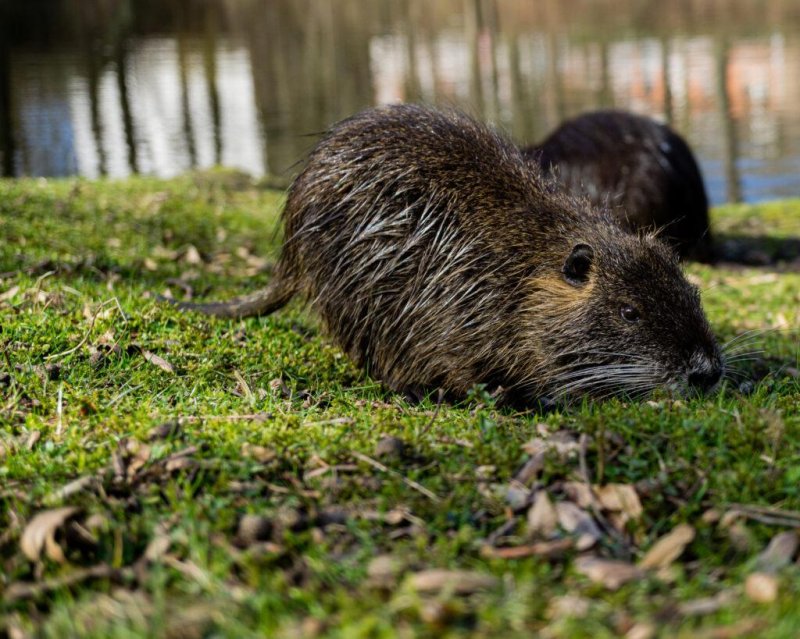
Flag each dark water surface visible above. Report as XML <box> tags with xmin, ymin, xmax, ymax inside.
<box><xmin>3</xmin><ymin>0</ymin><xmax>800</xmax><ymax>204</ymax></box>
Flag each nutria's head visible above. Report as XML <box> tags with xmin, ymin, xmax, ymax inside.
<box><xmin>523</xmin><ymin>224</ymin><xmax>723</xmax><ymax>400</ymax></box>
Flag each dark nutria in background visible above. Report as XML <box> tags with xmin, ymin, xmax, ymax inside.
<box><xmin>523</xmin><ymin>110</ymin><xmax>713</xmax><ymax>262</ymax></box>
<box><xmin>174</xmin><ymin>104</ymin><xmax>724</xmax><ymax>403</ymax></box>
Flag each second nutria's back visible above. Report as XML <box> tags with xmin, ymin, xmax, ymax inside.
<box><xmin>179</xmin><ymin>104</ymin><xmax>723</xmax><ymax>403</ymax></box>
<box><xmin>524</xmin><ymin>110</ymin><xmax>713</xmax><ymax>262</ymax></box>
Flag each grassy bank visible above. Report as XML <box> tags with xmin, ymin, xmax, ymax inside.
<box><xmin>1</xmin><ymin>172</ymin><xmax>799</xmax><ymax>638</ymax></box>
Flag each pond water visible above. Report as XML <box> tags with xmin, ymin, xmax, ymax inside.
<box><xmin>3</xmin><ymin>0</ymin><xmax>800</xmax><ymax>204</ymax></box>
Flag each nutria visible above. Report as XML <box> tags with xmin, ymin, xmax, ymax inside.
<box><xmin>523</xmin><ymin>110</ymin><xmax>712</xmax><ymax>262</ymax></box>
<box><xmin>173</xmin><ymin>104</ymin><xmax>723</xmax><ymax>403</ymax></box>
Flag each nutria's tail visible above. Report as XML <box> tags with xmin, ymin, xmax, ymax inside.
<box><xmin>167</xmin><ymin>276</ymin><xmax>296</xmax><ymax>319</ymax></box>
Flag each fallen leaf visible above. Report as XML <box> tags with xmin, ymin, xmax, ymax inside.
<box><xmin>625</xmin><ymin>622</ymin><xmax>656</xmax><ymax>639</ymax></box>
<box><xmin>182</xmin><ymin>244</ymin><xmax>203</xmax><ymax>265</ymax></box>
<box><xmin>367</xmin><ymin>554</ymin><xmax>404</xmax><ymax>588</ymax></box>
<box><xmin>562</xmin><ymin>482</ymin><xmax>594</xmax><ymax>508</ymax></box>
<box><xmin>546</xmin><ymin>594</ymin><xmax>591</xmax><ymax>619</ymax></box>
<box><xmin>406</xmin><ymin>569</ymin><xmax>498</xmax><ymax>595</ymax></box>
<box><xmin>46</xmin><ymin>475</ymin><xmax>97</xmax><ymax>504</ymax></box>
<box><xmin>20</xmin><ymin>507</ymin><xmax>81</xmax><ymax>562</ymax></box>
<box><xmin>143</xmin><ymin>532</ymin><xmax>172</xmax><ymax>563</ymax></box>
<box><xmin>522</xmin><ymin>430</ymin><xmax>581</xmax><ymax>458</ymax></box>
<box><xmin>556</xmin><ymin>501</ymin><xmax>602</xmax><ymax>550</ymax></box>
<box><xmin>595</xmin><ymin>484</ymin><xmax>643</xmax><ymax>520</ymax></box>
<box><xmin>26</xmin><ymin>430</ymin><xmax>41</xmax><ymax>450</ymax></box>
<box><xmin>480</xmin><ymin>538</ymin><xmax>572</xmax><ymax>560</ymax></box>
<box><xmin>754</xmin><ymin>530</ymin><xmax>798</xmax><ymax>573</ymax></box>
<box><xmin>142</xmin><ymin>350</ymin><xmax>175</xmax><ymax>375</ymax></box>
<box><xmin>677</xmin><ymin>589</ymin><xmax>737</xmax><ymax>616</ymax></box>
<box><xmin>123</xmin><ymin>440</ymin><xmax>151</xmax><ymax>480</ymax></box>
<box><xmin>505</xmin><ymin>484</ymin><xmax>530</xmax><ymax>511</ymax></box>
<box><xmin>745</xmin><ymin>572</ymin><xmax>778</xmax><ymax>603</ymax></box>
<box><xmin>527</xmin><ymin>491</ymin><xmax>558</xmax><ymax>538</ymax></box>
<box><xmin>241</xmin><ymin>443</ymin><xmax>276</xmax><ymax>463</ymax></box>
<box><xmin>638</xmin><ymin>524</ymin><xmax>695</xmax><ymax>570</ymax></box>
<box><xmin>0</xmin><ymin>285</ymin><xmax>21</xmax><ymax>302</ymax></box>
<box><xmin>575</xmin><ymin>557</ymin><xmax>643</xmax><ymax>591</ymax></box>
<box><xmin>513</xmin><ymin>453</ymin><xmax>544</xmax><ymax>485</ymax></box>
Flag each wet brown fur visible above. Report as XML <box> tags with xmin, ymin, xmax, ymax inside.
<box><xmin>175</xmin><ymin>104</ymin><xmax>723</xmax><ymax>403</ymax></box>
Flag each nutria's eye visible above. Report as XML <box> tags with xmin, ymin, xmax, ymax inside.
<box><xmin>620</xmin><ymin>305</ymin><xmax>641</xmax><ymax>323</ymax></box>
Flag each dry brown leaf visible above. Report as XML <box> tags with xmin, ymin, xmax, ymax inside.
<box><xmin>625</xmin><ymin>622</ymin><xmax>656</xmax><ymax>639</ymax></box>
<box><xmin>754</xmin><ymin>530</ymin><xmax>798</xmax><ymax>573</ymax></box>
<box><xmin>480</xmin><ymin>538</ymin><xmax>573</xmax><ymax>560</ymax></box>
<box><xmin>46</xmin><ymin>475</ymin><xmax>97</xmax><ymax>504</ymax></box>
<box><xmin>241</xmin><ymin>443</ymin><xmax>276</xmax><ymax>464</ymax></box>
<box><xmin>595</xmin><ymin>484</ymin><xmax>643</xmax><ymax>520</ymax></box>
<box><xmin>513</xmin><ymin>453</ymin><xmax>544</xmax><ymax>485</ymax></box>
<box><xmin>406</xmin><ymin>569</ymin><xmax>498</xmax><ymax>595</ymax></box>
<box><xmin>745</xmin><ymin>572</ymin><xmax>778</xmax><ymax>603</ymax></box>
<box><xmin>182</xmin><ymin>245</ymin><xmax>203</xmax><ymax>265</ymax></box>
<box><xmin>142</xmin><ymin>350</ymin><xmax>175</xmax><ymax>375</ymax></box>
<box><xmin>143</xmin><ymin>532</ymin><xmax>172</xmax><ymax>563</ymax></box>
<box><xmin>546</xmin><ymin>594</ymin><xmax>591</xmax><ymax>620</ymax></box>
<box><xmin>562</xmin><ymin>482</ymin><xmax>594</xmax><ymax>508</ymax></box>
<box><xmin>26</xmin><ymin>430</ymin><xmax>41</xmax><ymax>450</ymax></box>
<box><xmin>563</xmin><ymin>482</ymin><xmax>643</xmax><ymax>519</ymax></box>
<box><xmin>677</xmin><ymin>590</ymin><xmax>737</xmax><ymax>616</ymax></box>
<box><xmin>556</xmin><ymin>501</ymin><xmax>602</xmax><ymax>551</ymax></box>
<box><xmin>367</xmin><ymin>554</ymin><xmax>404</xmax><ymax>588</ymax></box>
<box><xmin>123</xmin><ymin>440</ymin><xmax>151</xmax><ymax>480</ymax></box>
<box><xmin>20</xmin><ymin>507</ymin><xmax>81</xmax><ymax>562</ymax></box>
<box><xmin>574</xmin><ymin>557</ymin><xmax>643</xmax><ymax>591</ymax></box>
<box><xmin>0</xmin><ymin>285</ymin><xmax>20</xmax><ymax>302</ymax></box>
<box><xmin>522</xmin><ymin>430</ymin><xmax>580</xmax><ymax>458</ymax></box>
<box><xmin>527</xmin><ymin>491</ymin><xmax>558</xmax><ymax>538</ymax></box>
<box><xmin>638</xmin><ymin>524</ymin><xmax>695</xmax><ymax>570</ymax></box>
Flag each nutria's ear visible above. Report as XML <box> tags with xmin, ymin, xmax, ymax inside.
<box><xmin>562</xmin><ymin>243</ymin><xmax>594</xmax><ymax>286</ymax></box>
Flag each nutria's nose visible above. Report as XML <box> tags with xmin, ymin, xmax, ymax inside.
<box><xmin>687</xmin><ymin>355</ymin><xmax>722</xmax><ymax>393</ymax></box>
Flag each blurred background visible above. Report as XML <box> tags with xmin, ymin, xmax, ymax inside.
<box><xmin>2</xmin><ymin>0</ymin><xmax>800</xmax><ymax>204</ymax></box>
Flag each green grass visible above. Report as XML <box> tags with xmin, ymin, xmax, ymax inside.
<box><xmin>1</xmin><ymin>171</ymin><xmax>799</xmax><ymax>638</ymax></box>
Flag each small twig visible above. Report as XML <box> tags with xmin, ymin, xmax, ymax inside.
<box><xmin>4</xmin><ymin>564</ymin><xmax>131</xmax><ymax>604</ymax></box>
<box><xmin>157</xmin><ymin>414</ymin><xmax>272</xmax><ymax>423</ymax></box>
<box><xmin>304</xmin><ymin>417</ymin><xmax>356</xmax><ymax>427</ymax></box>
<box><xmin>45</xmin><ymin>298</ymin><xmax>120</xmax><ymax>361</ymax></box>
<box><xmin>352</xmin><ymin>450</ymin><xmax>441</xmax><ymax>503</ymax></box>
<box><xmin>418</xmin><ymin>388</ymin><xmax>445</xmax><ymax>439</ymax></box>
<box><xmin>726</xmin><ymin>503</ymin><xmax>800</xmax><ymax>527</ymax></box>
<box><xmin>56</xmin><ymin>383</ymin><xmax>64</xmax><ymax>436</ymax></box>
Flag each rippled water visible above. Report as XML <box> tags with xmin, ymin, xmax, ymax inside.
<box><xmin>3</xmin><ymin>0</ymin><xmax>800</xmax><ymax>204</ymax></box>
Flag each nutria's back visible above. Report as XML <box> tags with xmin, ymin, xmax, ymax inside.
<box><xmin>524</xmin><ymin>110</ymin><xmax>712</xmax><ymax>262</ymax></box>
<box><xmin>179</xmin><ymin>104</ymin><xmax>723</xmax><ymax>403</ymax></box>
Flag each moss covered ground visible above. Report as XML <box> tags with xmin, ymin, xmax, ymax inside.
<box><xmin>0</xmin><ymin>172</ymin><xmax>798</xmax><ymax>638</ymax></box>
